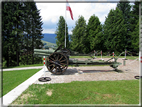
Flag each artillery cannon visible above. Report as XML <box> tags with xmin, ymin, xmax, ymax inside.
<box><xmin>34</xmin><ymin>44</ymin><xmax>122</xmax><ymax>75</ymax></box>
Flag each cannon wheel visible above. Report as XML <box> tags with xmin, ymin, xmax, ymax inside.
<box><xmin>46</xmin><ymin>52</ymin><xmax>68</xmax><ymax>75</ymax></box>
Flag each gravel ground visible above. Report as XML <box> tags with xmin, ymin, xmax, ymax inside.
<box><xmin>34</xmin><ymin>58</ymin><xmax>140</xmax><ymax>84</ymax></box>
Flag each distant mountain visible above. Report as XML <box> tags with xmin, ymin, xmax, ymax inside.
<box><xmin>42</xmin><ymin>33</ymin><xmax>57</xmax><ymax>44</ymax></box>
<box><xmin>42</xmin><ymin>33</ymin><xmax>71</xmax><ymax>44</ymax></box>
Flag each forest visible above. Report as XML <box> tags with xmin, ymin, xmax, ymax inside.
<box><xmin>2</xmin><ymin>1</ymin><xmax>43</xmax><ymax>67</ymax></box>
<box><xmin>2</xmin><ymin>0</ymin><xmax>140</xmax><ymax>67</ymax></box>
<box><xmin>56</xmin><ymin>1</ymin><xmax>139</xmax><ymax>55</ymax></box>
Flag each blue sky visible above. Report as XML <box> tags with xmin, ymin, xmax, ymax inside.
<box><xmin>36</xmin><ymin>0</ymin><xmax>135</xmax><ymax>34</ymax></box>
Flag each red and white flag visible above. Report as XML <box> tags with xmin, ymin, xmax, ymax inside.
<box><xmin>66</xmin><ymin>0</ymin><xmax>73</xmax><ymax>20</ymax></box>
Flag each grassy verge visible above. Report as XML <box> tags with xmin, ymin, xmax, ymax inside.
<box><xmin>11</xmin><ymin>80</ymin><xmax>139</xmax><ymax>105</ymax></box>
<box><xmin>2</xmin><ymin>69</ymin><xmax>41</xmax><ymax>96</ymax></box>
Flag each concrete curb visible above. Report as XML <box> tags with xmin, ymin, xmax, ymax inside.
<box><xmin>1</xmin><ymin>67</ymin><xmax>47</xmax><ymax>106</ymax></box>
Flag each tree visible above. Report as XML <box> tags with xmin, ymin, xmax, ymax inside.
<box><xmin>55</xmin><ymin>16</ymin><xmax>69</xmax><ymax>48</ymax></box>
<box><xmin>30</xmin><ymin>2</ymin><xmax>43</xmax><ymax>64</ymax></box>
<box><xmin>131</xmin><ymin>21</ymin><xmax>139</xmax><ymax>52</ymax></box>
<box><xmin>129</xmin><ymin>1</ymin><xmax>139</xmax><ymax>51</ymax></box>
<box><xmin>86</xmin><ymin>14</ymin><xmax>102</xmax><ymax>53</ymax></box>
<box><xmin>70</xmin><ymin>15</ymin><xmax>87</xmax><ymax>53</ymax></box>
<box><xmin>117</xmin><ymin>0</ymin><xmax>132</xmax><ymax>50</ymax></box>
<box><xmin>103</xmin><ymin>7</ymin><xmax>127</xmax><ymax>54</ymax></box>
<box><xmin>2</xmin><ymin>2</ymin><xmax>24</xmax><ymax>67</ymax></box>
<box><xmin>130</xmin><ymin>1</ymin><xmax>139</xmax><ymax>31</ymax></box>
<box><xmin>2</xmin><ymin>1</ymin><xmax>43</xmax><ymax>67</ymax></box>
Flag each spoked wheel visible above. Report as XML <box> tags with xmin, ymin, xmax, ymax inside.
<box><xmin>46</xmin><ymin>52</ymin><xmax>68</xmax><ymax>75</ymax></box>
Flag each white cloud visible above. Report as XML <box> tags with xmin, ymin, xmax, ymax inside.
<box><xmin>36</xmin><ymin>2</ymin><xmax>117</xmax><ymax>33</ymax></box>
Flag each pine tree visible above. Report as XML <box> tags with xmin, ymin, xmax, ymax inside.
<box><xmin>55</xmin><ymin>16</ymin><xmax>69</xmax><ymax>48</ymax></box>
<box><xmin>104</xmin><ymin>7</ymin><xmax>127</xmax><ymax>54</ymax></box>
<box><xmin>70</xmin><ymin>15</ymin><xmax>87</xmax><ymax>53</ymax></box>
<box><xmin>30</xmin><ymin>2</ymin><xmax>43</xmax><ymax>64</ymax></box>
<box><xmin>131</xmin><ymin>21</ymin><xmax>139</xmax><ymax>52</ymax></box>
<box><xmin>130</xmin><ymin>1</ymin><xmax>139</xmax><ymax>31</ymax></box>
<box><xmin>2</xmin><ymin>2</ymin><xmax>12</xmax><ymax>67</ymax></box>
<box><xmin>117</xmin><ymin>0</ymin><xmax>132</xmax><ymax>50</ymax></box>
<box><xmin>86</xmin><ymin>14</ymin><xmax>102</xmax><ymax>53</ymax></box>
<box><xmin>2</xmin><ymin>1</ymin><xmax>43</xmax><ymax>67</ymax></box>
<box><xmin>2</xmin><ymin>2</ymin><xmax>24</xmax><ymax>67</ymax></box>
<box><xmin>129</xmin><ymin>1</ymin><xmax>139</xmax><ymax>52</ymax></box>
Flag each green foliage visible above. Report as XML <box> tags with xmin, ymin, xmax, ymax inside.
<box><xmin>55</xmin><ymin>16</ymin><xmax>69</xmax><ymax>48</ymax></box>
<box><xmin>131</xmin><ymin>22</ymin><xmax>139</xmax><ymax>52</ymax></box>
<box><xmin>12</xmin><ymin>80</ymin><xmax>139</xmax><ymax>104</ymax></box>
<box><xmin>117</xmin><ymin>0</ymin><xmax>132</xmax><ymax>50</ymax></box>
<box><xmin>2</xmin><ymin>1</ymin><xmax>43</xmax><ymax>67</ymax></box>
<box><xmin>86</xmin><ymin>14</ymin><xmax>103</xmax><ymax>53</ymax></box>
<box><xmin>71</xmin><ymin>16</ymin><xmax>87</xmax><ymax>53</ymax></box>
<box><xmin>103</xmin><ymin>7</ymin><xmax>127</xmax><ymax>53</ymax></box>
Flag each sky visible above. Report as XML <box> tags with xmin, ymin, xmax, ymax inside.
<box><xmin>35</xmin><ymin>0</ymin><xmax>135</xmax><ymax>34</ymax></box>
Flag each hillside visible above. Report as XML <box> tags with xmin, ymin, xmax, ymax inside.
<box><xmin>42</xmin><ymin>33</ymin><xmax>57</xmax><ymax>43</ymax></box>
<box><xmin>41</xmin><ymin>40</ymin><xmax>56</xmax><ymax>47</ymax></box>
<box><xmin>42</xmin><ymin>33</ymin><xmax>71</xmax><ymax>44</ymax></box>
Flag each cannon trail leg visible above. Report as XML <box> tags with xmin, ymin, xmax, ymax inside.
<box><xmin>46</xmin><ymin>52</ymin><xmax>68</xmax><ymax>75</ymax></box>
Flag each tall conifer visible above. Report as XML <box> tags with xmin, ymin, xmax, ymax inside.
<box><xmin>71</xmin><ymin>16</ymin><xmax>87</xmax><ymax>53</ymax></box>
<box><xmin>55</xmin><ymin>16</ymin><xmax>69</xmax><ymax>48</ymax></box>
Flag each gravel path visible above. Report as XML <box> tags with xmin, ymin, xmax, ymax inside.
<box><xmin>34</xmin><ymin>58</ymin><xmax>140</xmax><ymax>84</ymax></box>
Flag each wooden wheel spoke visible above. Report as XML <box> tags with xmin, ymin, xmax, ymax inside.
<box><xmin>50</xmin><ymin>66</ymin><xmax>55</xmax><ymax>71</ymax></box>
<box><xmin>49</xmin><ymin>57</ymin><xmax>55</xmax><ymax>61</ymax></box>
<box><xmin>49</xmin><ymin>61</ymin><xmax>54</xmax><ymax>63</ymax></box>
<box><xmin>47</xmin><ymin>52</ymin><xmax>68</xmax><ymax>75</ymax></box>
<box><xmin>55</xmin><ymin>66</ymin><xmax>57</xmax><ymax>73</ymax></box>
<box><xmin>61</xmin><ymin>65</ymin><xmax>67</xmax><ymax>69</ymax></box>
<box><xmin>60</xmin><ymin>63</ymin><xmax>67</xmax><ymax>65</ymax></box>
<box><xmin>59</xmin><ymin>56</ymin><xmax>63</xmax><ymax>61</ymax></box>
<box><xmin>60</xmin><ymin>59</ymin><xmax>67</xmax><ymax>62</ymax></box>
<box><xmin>61</xmin><ymin>66</ymin><xmax>66</xmax><ymax>69</ymax></box>
<box><xmin>58</xmin><ymin>67</ymin><xmax>62</xmax><ymax>72</ymax></box>
<box><xmin>54</xmin><ymin>54</ymin><xmax>56</xmax><ymax>60</ymax></box>
<box><xmin>49</xmin><ymin>64</ymin><xmax>54</xmax><ymax>67</ymax></box>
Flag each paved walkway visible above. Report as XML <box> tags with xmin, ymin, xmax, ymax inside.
<box><xmin>1</xmin><ymin>67</ymin><xmax>48</xmax><ymax>106</ymax></box>
<box><xmin>3</xmin><ymin>66</ymin><xmax>43</xmax><ymax>71</ymax></box>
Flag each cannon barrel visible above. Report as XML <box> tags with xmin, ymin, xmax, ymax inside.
<box><xmin>34</xmin><ymin>49</ymin><xmax>56</xmax><ymax>57</ymax></box>
<box><xmin>34</xmin><ymin>49</ymin><xmax>55</xmax><ymax>53</ymax></box>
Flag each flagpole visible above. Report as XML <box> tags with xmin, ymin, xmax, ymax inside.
<box><xmin>65</xmin><ymin>1</ymin><xmax>66</xmax><ymax>48</ymax></box>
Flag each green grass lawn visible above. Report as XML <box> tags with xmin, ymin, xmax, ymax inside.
<box><xmin>11</xmin><ymin>80</ymin><xmax>139</xmax><ymax>105</ymax></box>
<box><xmin>2</xmin><ymin>69</ymin><xmax>41</xmax><ymax>96</ymax></box>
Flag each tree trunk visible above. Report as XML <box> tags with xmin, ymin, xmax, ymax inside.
<box><xmin>32</xmin><ymin>37</ymin><xmax>34</xmax><ymax>64</ymax></box>
<box><xmin>27</xmin><ymin>34</ymin><xmax>28</xmax><ymax>65</ymax></box>
<box><xmin>16</xmin><ymin>50</ymin><xmax>19</xmax><ymax>66</ymax></box>
<box><xmin>6</xmin><ymin>47</ymin><xmax>9</xmax><ymax>67</ymax></box>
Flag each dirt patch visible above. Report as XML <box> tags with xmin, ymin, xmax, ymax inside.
<box><xmin>46</xmin><ymin>89</ymin><xmax>53</xmax><ymax>96</ymax></box>
<box><xmin>12</xmin><ymin>93</ymin><xmax>34</xmax><ymax>104</ymax></box>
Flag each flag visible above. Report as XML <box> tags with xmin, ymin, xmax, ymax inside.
<box><xmin>66</xmin><ymin>0</ymin><xmax>73</xmax><ymax>20</ymax></box>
